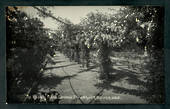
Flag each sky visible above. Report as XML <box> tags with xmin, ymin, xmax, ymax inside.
<box><xmin>18</xmin><ymin>6</ymin><xmax>121</xmax><ymax>30</ymax></box>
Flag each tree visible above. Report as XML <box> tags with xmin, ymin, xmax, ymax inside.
<box><xmin>6</xmin><ymin>6</ymin><xmax>56</xmax><ymax>102</ymax></box>
<box><xmin>127</xmin><ymin>6</ymin><xmax>165</xmax><ymax>103</ymax></box>
<box><xmin>79</xmin><ymin>8</ymin><xmax>148</xmax><ymax>79</ymax></box>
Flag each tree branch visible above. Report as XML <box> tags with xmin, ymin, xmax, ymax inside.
<box><xmin>32</xmin><ymin>6</ymin><xmax>71</xmax><ymax>26</ymax></box>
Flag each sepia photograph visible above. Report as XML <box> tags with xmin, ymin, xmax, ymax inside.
<box><xmin>6</xmin><ymin>6</ymin><xmax>164</xmax><ymax>104</ymax></box>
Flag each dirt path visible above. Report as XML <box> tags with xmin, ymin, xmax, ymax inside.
<box><xmin>37</xmin><ymin>51</ymin><xmax>147</xmax><ymax>104</ymax></box>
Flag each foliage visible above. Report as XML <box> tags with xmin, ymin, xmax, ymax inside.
<box><xmin>6</xmin><ymin>7</ymin><xmax>56</xmax><ymax>102</ymax></box>
<box><xmin>126</xmin><ymin>6</ymin><xmax>164</xmax><ymax>52</ymax></box>
<box><xmin>126</xmin><ymin>6</ymin><xmax>165</xmax><ymax>103</ymax></box>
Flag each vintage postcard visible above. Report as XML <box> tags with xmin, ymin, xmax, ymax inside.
<box><xmin>6</xmin><ymin>6</ymin><xmax>164</xmax><ymax>104</ymax></box>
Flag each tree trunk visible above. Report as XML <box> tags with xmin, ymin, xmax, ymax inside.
<box><xmin>98</xmin><ymin>42</ymin><xmax>112</xmax><ymax>80</ymax></box>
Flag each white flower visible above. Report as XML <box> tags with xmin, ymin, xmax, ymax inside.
<box><xmin>136</xmin><ymin>18</ymin><xmax>139</xmax><ymax>22</ymax></box>
<box><xmin>136</xmin><ymin>37</ymin><xmax>139</xmax><ymax>42</ymax></box>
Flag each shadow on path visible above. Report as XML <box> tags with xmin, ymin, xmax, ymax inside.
<box><xmin>38</xmin><ymin>73</ymin><xmax>77</xmax><ymax>88</ymax></box>
<box><xmin>77</xmin><ymin>65</ymin><xmax>99</xmax><ymax>74</ymax></box>
<box><xmin>108</xmin><ymin>68</ymin><xmax>146</xmax><ymax>86</ymax></box>
<box><xmin>49</xmin><ymin>60</ymin><xmax>66</xmax><ymax>65</ymax></box>
<box><xmin>95</xmin><ymin>67</ymin><xmax>148</xmax><ymax>99</ymax></box>
<box><xmin>29</xmin><ymin>73</ymin><xmax>78</xmax><ymax>95</ymax></box>
<box><xmin>95</xmin><ymin>82</ymin><xmax>147</xmax><ymax>97</ymax></box>
<box><xmin>44</xmin><ymin>63</ymin><xmax>77</xmax><ymax>70</ymax></box>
